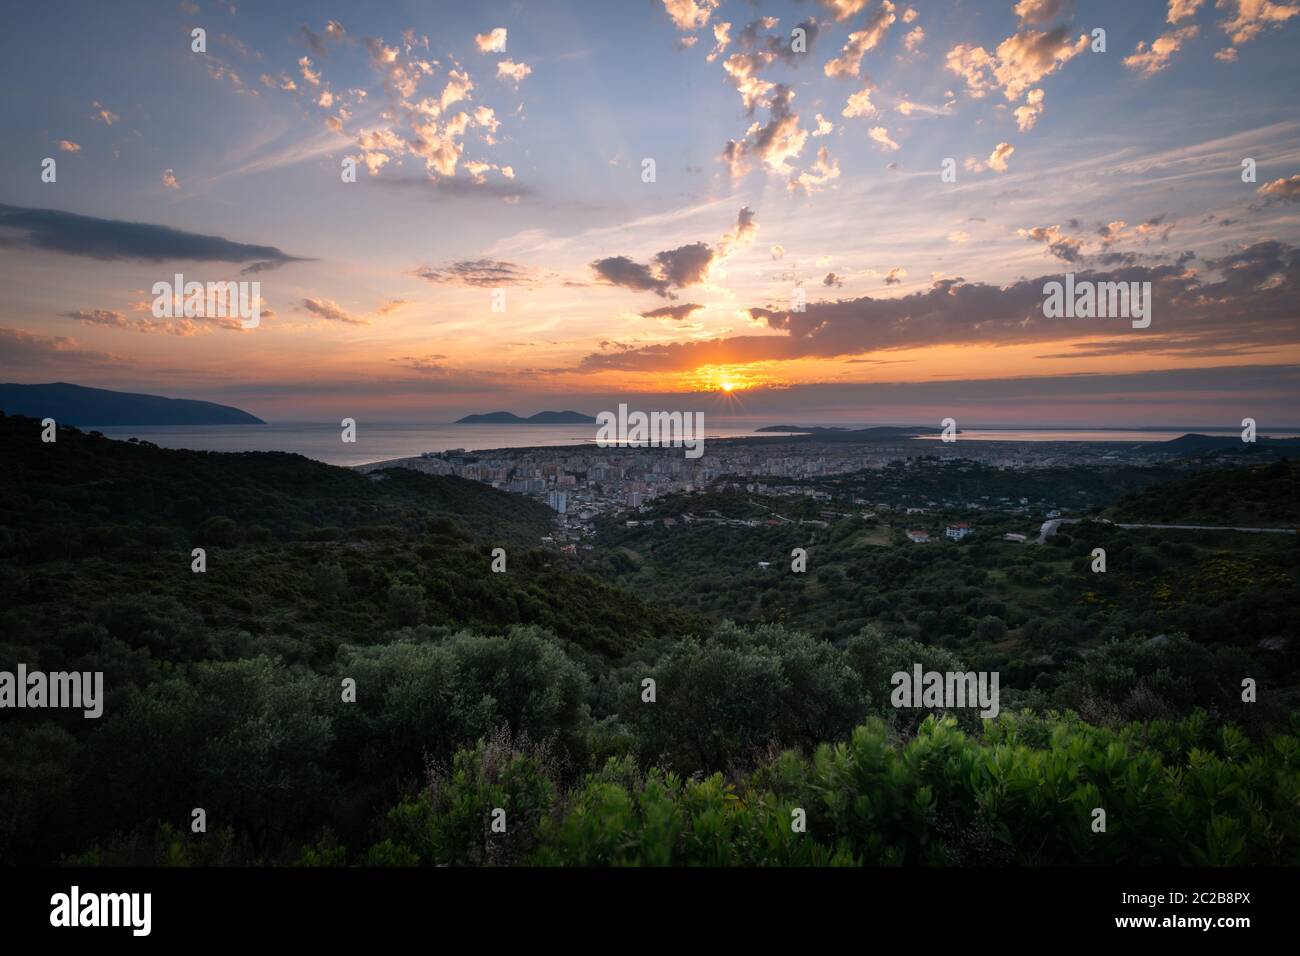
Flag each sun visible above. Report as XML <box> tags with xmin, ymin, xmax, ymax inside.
<box><xmin>720</xmin><ymin>380</ymin><xmax>737</xmax><ymax>392</ymax></box>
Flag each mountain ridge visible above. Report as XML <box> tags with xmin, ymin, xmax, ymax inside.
<box><xmin>0</xmin><ymin>382</ymin><xmax>264</xmax><ymax>426</ymax></box>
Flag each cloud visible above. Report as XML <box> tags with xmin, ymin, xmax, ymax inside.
<box><xmin>788</xmin><ymin>145</ymin><xmax>841</xmax><ymax>194</ymax></box>
<box><xmin>708</xmin><ymin>21</ymin><xmax>732</xmax><ymax>61</ymax></box>
<box><xmin>1014</xmin><ymin>88</ymin><xmax>1045</xmax><ymax>131</ymax></box>
<box><xmin>63</xmin><ymin>304</ymin><xmax>261</xmax><ymax>336</ymax></box>
<box><xmin>946</xmin><ymin>25</ymin><xmax>1088</xmax><ymax>105</ymax></box>
<box><xmin>0</xmin><ymin>203</ymin><xmax>307</xmax><ymax>268</ymax></box>
<box><xmin>414</xmin><ymin>259</ymin><xmax>536</xmax><ymax>287</ymax></box>
<box><xmin>475</xmin><ymin>28</ymin><xmax>507</xmax><ymax>53</ymax></box>
<box><xmin>662</xmin><ymin>0</ymin><xmax>720</xmax><ymax>31</ymax></box>
<box><xmin>57</xmin><ymin>140</ymin><xmax>80</xmax><ymax>153</ymax></box>
<box><xmin>823</xmin><ymin>272</ymin><xmax>843</xmax><ymax>287</ymax></box>
<box><xmin>642</xmin><ymin>303</ymin><xmax>705</xmax><ymax>320</ymax></box>
<box><xmin>717</xmin><ymin>205</ymin><xmax>759</xmax><ymax>257</ymax></box>
<box><xmin>987</xmin><ymin>141</ymin><xmax>1015</xmax><ymax>171</ymax></box>
<box><xmin>868</xmin><ymin>126</ymin><xmax>900</xmax><ymax>151</ymax></box>
<box><xmin>1019</xmin><ymin>223</ymin><xmax>1084</xmax><ymax>261</ymax></box>
<box><xmin>771</xmin><ymin>244</ymin><xmax>785</xmax><ymax>260</ymax></box>
<box><xmin>842</xmin><ymin>85</ymin><xmax>878</xmax><ymax>118</ymax></box>
<box><xmin>592</xmin><ymin>220</ymin><xmax>739</xmax><ymax>299</ymax></box>
<box><xmin>820</xmin><ymin>0</ymin><xmax>869</xmax><ymax>22</ymax></box>
<box><xmin>162</xmin><ymin>169</ymin><xmax>180</xmax><ymax>190</ymax></box>
<box><xmin>903</xmin><ymin>26</ymin><xmax>925</xmax><ymax>53</ymax></box>
<box><xmin>1014</xmin><ymin>0</ymin><xmax>1074</xmax><ymax>24</ymax></box>
<box><xmin>91</xmin><ymin>101</ymin><xmax>119</xmax><ymax>125</ymax></box>
<box><xmin>300</xmin><ymin>298</ymin><xmax>367</xmax><ymax>324</ymax></box>
<box><xmin>1167</xmin><ymin>0</ymin><xmax>1206</xmax><ymax>22</ymax></box>
<box><xmin>497</xmin><ymin>59</ymin><xmax>532</xmax><ymax>86</ymax></box>
<box><xmin>653</xmin><ymin>242</ymin><xmax>715</xmax><ymax>288</ymax></box>
<box><xmin>63</xmin><ymin>309</ymin><xmax>129</xmax><ymax>328</ymax></box>
<box><xmin>1218</xmin><ymin>0</ymin><xmax>1299</xmax><ymax>48</ymax></box>
<box><xmin>1258</xmin><ymin>174</ymin><xmax>1300</xmax><ymax>201</ymax></box>
<box><xmin>299</xmin><ymin>19</ymin><xmax>346</xmax><ymax>56</ymax></box>
<box><xmin>1124</xmin><ymin>25</ymin><xmax>1198</xmax><ymax>76</ymax></box>
<box><xmin>824</xmin><ymin>1</ymin><xmax>897</xmax><ymax>78</ymax></box>
<box><xmin>372</xmin><ymin>174</ymin><xmax>531</xmax><ymax>202</ymax></box>
<box><xmin>722</xmin><ymin>84</ymin><xmax>809</xmax><ymax>176</ymax></box>
<box><xmin>0</xmin><ymin>327</ymin><xmax>121</xmax><ymax>370</ymax></box>
<box><xmin>570</xmin><ymin>242</ymin><xmax>1300</xmax><ymax>372</ymax></box>
<box><xmin>298</xmin><ymin>55</ymin><xmax>321</xmax><ymax>86</ymax></box>
<box><xmin>882</xmin><ymin>266</ymin><xmax>906</xmax><ymax>285</ymax></box>
<box><xmin>591</xmin><ymin>256</ymin><xmax>674</xmax><ymax>297</ymax></box>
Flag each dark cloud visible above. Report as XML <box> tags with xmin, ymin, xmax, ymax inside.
<box><xmin>572</xmin><ymin>242</ymin><xmax>1300</xmax><ymax>372</ymax></box>
<box><xmin>0</xmin><ymin>203</ymin><xmax>307</xmax><ymax>268</ymax></box>
<box><xmin>738</xmin><ymin>16</ymin><xmax>821</xmax><ymax>65</ymax></box>
<box><xmin>592</xmin><ymin>242</ymin><xmax>716</xmax><ymax>299</ymax></box>
<box><xmin>653</xmin><ymin>242</ymin><xmax>714</xmax><ymax>288</ymax></box>
<box><xmin>591</xmin><ymin>256</ymin><xmax>671</xmax><ymax>296</ymax></box>
<box><xmin>413</xmin><ymin>259</ymin><xmax>535</xmax><ymax>286</ymax></box>
<box><xmin>641</xmin><ymin>303</ymin><xmax>704</xmax><ymax>320</ymax></box>
<box><xmin>372</xmin><ymin>175</ymin><xmax>534</xmax><ymax>202</ymax></box>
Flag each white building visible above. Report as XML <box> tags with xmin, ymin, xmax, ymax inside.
<box><xmin>946</xmin><ymin>523</ymin><xmax>971</xmax><ymax>540</ymax></box>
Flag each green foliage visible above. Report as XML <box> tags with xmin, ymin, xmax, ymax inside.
<box><xmin>377</xmin><ymin>713</ymin><xmax>1299</xmax><ymax>866</ymax></box>
<box><xmin>625</xmin><ymin>623</ymin><xmax>870</xmax><ymax>773</ymax></box>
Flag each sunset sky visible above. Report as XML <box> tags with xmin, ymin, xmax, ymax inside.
<box><xmin>1</xmin><ymin>0</ymin><xmax>1298</xmax><ymax>425</ymax></box>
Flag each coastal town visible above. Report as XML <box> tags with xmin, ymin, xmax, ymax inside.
<box><xmin>354</xmin><ymin>432</ymin><xmax>1189</xmax><ymax>551</ymax></box>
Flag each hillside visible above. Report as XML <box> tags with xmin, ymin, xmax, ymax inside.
<box><xmin>0</xmin><ymin>382</ymin><xmax>265</xmax><ymax>426</ymax></box>
<box><xmin>0</xmin><ymin>412</ymin><xmax>699</xmax><ymax>657</ymax></box>
<box><xmin>0</xmin><ymin>413</ymin><xmax>1296</xmax><ymax>869</ymax></box>
<box><xmin>1110</xmin><ymin>459</ymin><xmax>1300</xmax><ymax>526</ymax></box>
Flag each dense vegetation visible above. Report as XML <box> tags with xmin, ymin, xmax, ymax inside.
<box><xmin>1</xmin><ymin>413</ymin><xmax>1296</xmax><ymax>866</ymax></box>
<box><xmin>1110</xmin><ymin>459</ymin><xmax>1300</xmax><ymax>526</ymax></box>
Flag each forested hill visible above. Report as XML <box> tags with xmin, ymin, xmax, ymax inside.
<box><xmin>0</xmin><ymin>382</ymin><xmax>265</xmax><ymax>426</ymax></box>
<box><xmin>0</xmin><ymin>411</ymin><xmax>701</xmax><ymax>660</ymax></box>
<box><xmin>1110</xmin><ymin>459</ymin><xmax>1300</xmax><ymax>526</ymax></box>
<box><xmin>0</xmin><ymin>412</ymin><xmax>550</xmax><ymax>546</ymax></box>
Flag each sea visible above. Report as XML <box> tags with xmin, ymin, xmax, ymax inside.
<box><xmin>90</xmin><ymin>422</ymin><xmax>760</xmax><ymax>467</ymax></box>
<box><xmin>89</xmin><ymin>423</ymin><xmax>1299</xmax><ymax>468</ymax></box>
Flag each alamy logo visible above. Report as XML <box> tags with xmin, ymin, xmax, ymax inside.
<box><xmin>1042</xmin><ymin>273</ymin><xmax>1151</xmax><ymax>328</ymax></box>
<box><xmin>0</xmin><ymin>665</ymin><xmax>103</xmax><ymax>718</ymax></box>
<box><xmin>50</xmin><ymin>886</ymin><xmax>151</xmax><ymax>936</ymax></box>
<box><xmin>596</xmin><ymin>404</ymin><xmax>705</xmax><ymax>459</ymax></box>
<box><xmin>891</xmin><ymin>664</ymin><xmax>1000</xmax><ymax>718</ymax></box>
<box><xmin>151</xmin><ymin>273</ymin><xmax>262</xmax><ymax>328</ymax></box>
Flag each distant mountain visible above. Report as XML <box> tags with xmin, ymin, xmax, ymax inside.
<box><xmin>755</xmin><ymin>424</ymin><xmax>939</xmax><ymax>441</ymax></box>
<box><xmin>455</xmin><ymin>410</ymin><xmax>598</xmax><ymax>424</ymax></box>
<box><xmin>1159</xmin><ymin>432</ymin><xmax>1300</xmax><ymax>452</ymax></box>
<box><xmin>0</xmin><ymin>382</ymin><xmax>264</xmax><ymax>426</ymax></box>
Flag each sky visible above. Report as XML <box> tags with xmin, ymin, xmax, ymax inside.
<box><xmin>0</xmin><ymin>0</ymin><xmax>1298</xmax><ymax>426</ymax></box>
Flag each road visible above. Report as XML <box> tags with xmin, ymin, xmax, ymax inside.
<box><xmin>1036</xmin><ymin>518</ymin><xmax>1295</xmax><ymax>543</ymax></box>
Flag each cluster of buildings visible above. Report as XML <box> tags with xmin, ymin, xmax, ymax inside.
<box><xmin>353</xmin><ymin>434</ymin><xmax>1132</xmax><ymax>546</ymax></box>
<box><xmin>905</xmin><ymin>523</ymin><xmax>972</xmax><ymax>544</ymax></box>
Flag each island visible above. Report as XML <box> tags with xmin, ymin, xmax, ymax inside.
<box><xmin>455</xmin><ymin>410</ymin><xmax>598</xmax><ymax>425</ymax></box>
